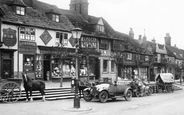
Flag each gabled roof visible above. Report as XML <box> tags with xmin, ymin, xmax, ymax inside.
<box><xmin>166</xmin><ymin>45</ymin><xmax>184</xmax><ymax>60</ymax></box>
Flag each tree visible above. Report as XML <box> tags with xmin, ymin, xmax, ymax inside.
<box><xmin>52</xmin><ymin>44</ymin><xmax>68</xmax><ymax>87</ymax></box>
<box><xmin>110</xmin><ymin>49</ymin><xmax>125</xmax><ymax>81</ymax></box>
<box><xmin>148</xmin><ymin>55</ymin><xmax>155</xmax><ymax>82</ymax></box>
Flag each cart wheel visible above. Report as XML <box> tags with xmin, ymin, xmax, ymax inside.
<box><xmin>99</xmin><ymin>91</ymin><xmax>108</xmax><ymax>103</ymax></box>
<box><xmin>83</xmin><ymin>90</ymin><xmax>93</xmax><ymax>102</ymax></box>
<box><xmin>1</xmin><ymin>82</ymin><xmax>21</xmax><ymax>103</ymax></box>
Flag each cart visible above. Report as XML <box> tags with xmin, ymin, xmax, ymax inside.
<box><xmin>155</xmin><ymin>73</ymin><xmax>174</xmax><ymax>93</ymax></box>
<box><xmin>0</xmin><ymin>78</ymin><xmax>22</xmax><ymax>103</ymax></box>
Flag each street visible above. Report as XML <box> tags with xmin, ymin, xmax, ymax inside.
<box><xmin>0</xmin><ymin>84</ymin><xmax>184</xmax><ymax>115</ymax></box>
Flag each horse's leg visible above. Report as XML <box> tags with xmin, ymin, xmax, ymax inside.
<box><xmin>30</xmin><ymin>90</ymin><xmax>33</xmax><ymax>101</ymax></box>
<box><xmin>25</xmin><ymin>90</ymin><xmax>29</xmax><ymax>102</ymax></box>
<box><xmin>40</xmin><ymin>90</ymin><xmax>45</xmax><ymax>102</ymax></box>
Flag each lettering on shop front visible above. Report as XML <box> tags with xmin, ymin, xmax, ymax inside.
<box><xmin>81</xmin><ymin>37</ymin><xmax>97</xmax><ymax>48</ymax></box>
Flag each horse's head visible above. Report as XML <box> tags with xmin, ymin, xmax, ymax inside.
<box><xmin>22</xmin><ymin>72</ymin><xmax>32</xmax><ymax>83</ymax></box>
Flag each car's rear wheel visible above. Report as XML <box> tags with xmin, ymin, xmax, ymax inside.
<box><xmin>99</xmin><ymin>91</ymin><xmax>108</xmax><ymax>103</ymax></box>
<box><xmin>83</xmin><ymin>91</ymin><xmax>93</xmax><ymax>102</ymax></box>
<box><xmin>124</xmin><ymin>90</ymin><xmax>132</xmax><ymax>101</ymax></box>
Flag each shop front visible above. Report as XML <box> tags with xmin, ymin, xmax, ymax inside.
<box><xmin>19</xmin><ymin>41</ymin><xmax>37</xmax><ymax>79</ymax></box>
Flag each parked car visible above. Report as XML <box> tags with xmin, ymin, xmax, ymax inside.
<box><xmin>83</xmin><ymin>81</ymin><xmax>132</xmax><ymax>103</ymax></box>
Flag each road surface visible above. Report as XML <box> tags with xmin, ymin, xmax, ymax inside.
<box><xmin>0</xmin><ymin>85</ymin><xmax>184</xmax><ymax>115</ymax></box>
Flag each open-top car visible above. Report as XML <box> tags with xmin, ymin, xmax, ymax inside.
<box><xmin>83</xmin><ymin>81</ymin><xmax>132</xmax><ymax>103</ymax></box>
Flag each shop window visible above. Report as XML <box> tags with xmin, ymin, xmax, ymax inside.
<box><xmin>23</xmin><ymin>55</ymin><xmax>34</xmax><ymax>72</ymax></box>
<box><xmin>52</xmin><ymin>14</ymin><xmax>60</xmax><ymax>22</ymax></box>
<box><xmin>111</xmin><ymin>60</ymin><xmax>115</xmax><ymax>72</ymax></box>
<box><xmin>16</xmin><ymin>6</ymin><xmax>25</xmax><ymax>15</ymax></box>
<box><xmin>20</xmin><ymin>27</ymin><xmax>35</xmax><ymax>41</ymax></box>
<box><xmin>56</xmin><ymin>32</ymin><xmax>68</xmax><ymax>45</ymax></box>
<box><xmin>103</xmin><ymin>60</ymin><xmax>108</xmax><ymax>73</ymax></box>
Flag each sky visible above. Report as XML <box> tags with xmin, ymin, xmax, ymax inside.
<box><xmin>38</xmin><ymin>0</ymin><xmax>184</xmax><ymax>49</ymax></box>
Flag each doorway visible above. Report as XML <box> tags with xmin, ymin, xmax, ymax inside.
<box><xmin>43</xmin><ymin>60</ymin><xmax>50</xmax><ymax>81</ymax></box>
<box><xmin>2</xmin><ymin>60</ymin><xmax>12</xmax><ymax>79</ymax></box>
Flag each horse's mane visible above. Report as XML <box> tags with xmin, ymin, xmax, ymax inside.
<box><xmin>22</xmin><ymin>73</ymin><xmax>33</xmax><ymax>83</ymax></box>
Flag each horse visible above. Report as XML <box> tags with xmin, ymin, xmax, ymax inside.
<box><xmin>22</xmin><ymin>72</ymin><xmax>46</xmax><ymax>102</ymax></box>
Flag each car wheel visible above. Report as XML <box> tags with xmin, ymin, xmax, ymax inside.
<box><xmin>147</xmin><ymin>88</ymin><xmax>152</xmax><ymax>96</ymax></box>
<box><xmin>99</xmin><ymin>91</ymin><xmax>108</xmax><ymax>103</ymax></box>
<box><xmin>124</xmin><ymin>90</ymin><xmax>132</xmax><ymax>101</ymax></box>
<box><xmin>135</xmin><ymin>91</ymin><xmax>140</xmax><ymax>97</ymax></box>
<box><xmin>83</xmin><ymin>91</ymin><xmax>93</xmax><ymax>102</ymax></box>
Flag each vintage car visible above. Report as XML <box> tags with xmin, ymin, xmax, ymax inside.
<box><xmin>155</xmin><ymin>73</ymin><xmax>174</xmax><ymax>93</ymax></box>
<box><xmin>83</xmin><ymin>81</ymin><xmax>132</xmax><ymax>103</ymax></box>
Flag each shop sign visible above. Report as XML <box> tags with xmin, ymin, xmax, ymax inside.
<box><xmin>19</xmin><ymin>41</ymin><xmax>36</xmax><ymax>53</ymax></box>
<box><xmin>3</xmin><ymin>28</ymin><xmax>17</xmax><ymax>47</ymax></box>
<box><xmin>69</xmin><ymin>36</ymin><xmax>76</xmax><ymax>47</ymax></box>
<box><xmin>81</xmin><ymin>37</ymin><xmax>97</xmax><ymax>48</ymax></box>
<box><xmin>40</xmin><ymin>30</ymin><xmax>52</xmax><ymax>45</ymax></box>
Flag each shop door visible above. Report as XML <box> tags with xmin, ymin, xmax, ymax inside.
<box><xmin>43</xmin><ymin>60</ymin><xmax>50</xmax><ymax>81</ymax></box>
<box><xmin>2</xmin><ymin>60</ymin><xmax>12</xmax><ymax>79</ymax></box>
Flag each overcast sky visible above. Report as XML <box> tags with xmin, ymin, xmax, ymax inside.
<box><xmin>39</xmin><ymin>0</ymin><xmax>184</xmax><ymax>49</ymax></box>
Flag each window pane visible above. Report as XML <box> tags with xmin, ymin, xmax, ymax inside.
<box><xmin>56</xmin><ymin>15</ymin><xmax>59</xmax><ymax>22</ymax></box>
<box><xmin>103</xmin><ymin>60</ymin><xmax>108</xmax><ymax>72</ymax></box>
<box><xmin>16</xmin><ymin>6</ymin><xmax>20</xmax><ymax>14</ymax></box>
<box><xmin>111</xmin><ymin>60</ymin><xmax>115</xmax><ymax>72</ymax></box>
<box><xmin>20</xmin><ymin>7</ymin><xmax>25</xmax><ymax>15</ymax></box>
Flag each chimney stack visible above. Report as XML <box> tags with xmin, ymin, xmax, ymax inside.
<box><xmin>70</xmin><ymin>0</ymin><xmax>89</xmax><ymax>20</ymax></box>
<box><xmin>129</xmin><ymin>28</ymin><xmax>134</xmax><ymax>39</ymax></box>
<box><xmin>164</xmin><ymin>33</ymin><xmax>171</xmax><ymax>46</ymax></box>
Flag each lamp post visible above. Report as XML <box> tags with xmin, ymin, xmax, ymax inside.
<box><xmin>71</xmin><ymin>27</ymin><xmax>82</xmax><ymax>109</ymax></box>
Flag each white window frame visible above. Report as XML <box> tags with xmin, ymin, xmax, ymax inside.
<box><xmin>16</xmin><ymin>6</ymin><xmax>25</xmax><ymax>15</ymax></box>
<box><xmin>20</xmin><ymin>27</ymin><xmax>35</xmax><ymax>41</ymax></box>
<box><xmin>52</xmin><ymin>14</ymin><xmax>60</xmax><ymax>22</ymax></box>
<box><xmin>127</xmin><ymin>53</ymin><xmax>132</xmax><ymax>60</ymax></box>
<box><xmin>56</xmin><ymin>32</ymin><xmax>68</xmax><ymax>46</ymax></box>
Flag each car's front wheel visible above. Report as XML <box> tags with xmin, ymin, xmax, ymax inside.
<box><xmin>83</xmin><ymin>91</ymin><xmax>93</xmax><ymax>102</ymax></box>
<box><xmin>99</xmin><ymin>91</ymin><xmax>108</xmax><ymax>103</ymax></box>
<box><xmin>124</xmin><ymin>90</ymin><xmax>132</xmax><ymax>101</ymax></box>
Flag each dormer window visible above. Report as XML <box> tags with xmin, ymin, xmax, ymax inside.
<box><xmin>52</xmin><ymin>14</ymin><xmax>60</xmax><ymax>22</ymax></box>
<box><xmin>97</xmin><ymin>24</ymin><xmax>104</xmax><ymax>32</ymax></box>
<box><xmin>16</xmin><ymin>6</ymin><xmax>25</xmax><ymax>15</ymax></box>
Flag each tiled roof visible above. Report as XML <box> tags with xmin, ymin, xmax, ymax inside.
<box><xmin>0</xmin><ymin>0</ymin><xmax>71</xmax><ymax>31</ymax></box>
<box><xmin>0</xmin><ymin>0</ymin><xmax>151</xmax><ymax>55</ymax></box>
<box><xmin>166</xmin><ymin>45</ymin><xmax>184</xmax><ymax>60</ymax></box>
<box><xmin>115</xmin><ymin>31</ymin><xmax>152</xmax><ymax>55</ymax></box>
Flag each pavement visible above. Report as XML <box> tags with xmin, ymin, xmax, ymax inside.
<box><xmin>20</xmin><ymin>79</ymin><xmax>184</xmax><ymax>90</ymax></box>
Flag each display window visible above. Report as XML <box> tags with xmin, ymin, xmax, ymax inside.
<box><xmin>23</xmin><ymin>55</ymin><xmax>34</xmax><ymax>72</ymax></box>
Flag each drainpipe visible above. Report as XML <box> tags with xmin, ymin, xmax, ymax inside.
<box><xmin>17</xmin><ymin>26</ymin><xmax>20</xmax><ymax>78</ymax></box>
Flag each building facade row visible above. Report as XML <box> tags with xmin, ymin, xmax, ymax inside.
<box><xmin>0</xmin><ymin>0</ymin><xmax>153</xmax><ymax>83</ymax></box>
